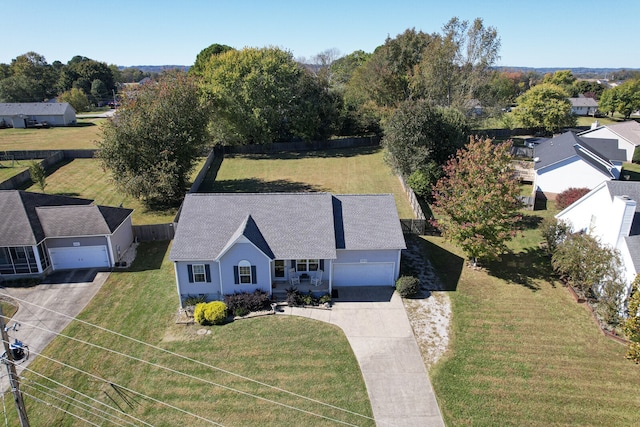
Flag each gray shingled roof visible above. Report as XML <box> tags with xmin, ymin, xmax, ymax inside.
<box><xmin>0</xmin><ymin>102</ymin><xmax>74</xmax><ymax>116</ymax></box>
<box><xmin>534</xmin><ymin>131</ymin><xmax>625</xmax><ymax>171</ymax></box>
<box><xmin>0</xmin><ymin>190</ymin><xmax>132</xmax><ymax>246</ymax></box>
<box><xmin>607</xmin><ymin>121</ymin><xmax>640</xmax><ymax>147</ymax></box>
<box><xmin>36</xmin><ymin>206</ymin><xmax>112</xmax><ymax>237</ymax></box>
<box><xmin>169</xmin><ymin>193</ymin><xmax>406</xmax><ymax>261</ymax></box>
<box><xmin>569</xmin><ymin>97</ymin><xmax>598</xmax><ymax>108</ymax></box>
<box><xmin>624</xmin><ymin>235</ymin><xmax>640</xmax><ymax>273</ymax></box>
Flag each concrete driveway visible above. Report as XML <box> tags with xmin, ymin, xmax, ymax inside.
<box><xmin>280</xmin><ymin>287</ymin><xmax>445</xmax><ymax>427</ymax></box>
<box><xmin>0</xmin><ymin>269</ymin><xmax>110</xmax><ymax>391</ymax></box>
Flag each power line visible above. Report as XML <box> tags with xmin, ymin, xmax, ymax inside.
<box><xmin>0</xmin><ymin>293</ymin><xmax>377</xmax><ymax>424</ymax></box>
<box><xmin>20</xmin><ymin>367</ymin><xmax>151</xmax><ymax>427</ymax></box>
<box><xmin>18</xmin><ymin>348</ymin><xmax>226</xmax><ymax>426</ymax></box>
<box><xmin>21</xmin><ymin>382</ymin><xmax>125</xmax><ymax>427</ymax></box>
<box><xmin>21</xmin><ymin>376</ymin><xmax>141</xmax><ymax>427</ymax></box>
<box><xmin>20</xmin><ymin>390</ymin><xmax>102</xmax><ymax>427</ymax></box>
<box><xmin>10</xmin><ymin>317</ymin><xmax>362</xmax><ymax>427</ymax></box>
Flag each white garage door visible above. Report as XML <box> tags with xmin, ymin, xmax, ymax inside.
<box><xmin>49</xmin><ymin>246</ymin><xmax>110</xmax><ymax>270</ymax></box>
<box><xmin>332</xmin><ymin>262</ymin><xmax>395</xmax><ymax>287</ymax></box>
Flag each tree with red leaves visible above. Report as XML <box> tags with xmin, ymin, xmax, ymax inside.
<box><xmin>432</xmin><ymin>137</ymin><xmax>522</xmax><ymax>266</ymax></box>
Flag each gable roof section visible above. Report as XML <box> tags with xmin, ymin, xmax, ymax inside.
<box><xmin>534</xmin><ymin>131</ymin><xmax>625</xmax><ymax>172</ymax></box>
<box><xmin>170</xmin><ymin>193</ymin><xmax>338</xmax><ymax>261</ymax></box>
<box><xmin>606</xmin><ymin>121</ymin><xmax>640</xmax><ymax>147</ymax></box>
<box><xmin>0</xmin><ymin>102</ymin><xmax>74</xmax><ymax>116</ymax></box>
<box><xmin>333</xmin><ymin>194</ymin><xmax>406</xmax><ymax>250</ymax></box>
<box><xmin>604</xmin><ymin>181</ymin><xmax>640</xmax><ymax>235</ymax></box>
<box><xmin>169</xmin><ymin>192</ymin><xmax>406</xmax><ymax>261</ymax></box>
<box><xmin>0</xmin><ymin>190</ymin><xmax>132</xmax><ymax>246</ymax></box>
<box><xmin>569</xmin><ymin>97</ymin><xmax>598</xmax><ymax>108</ymax></box>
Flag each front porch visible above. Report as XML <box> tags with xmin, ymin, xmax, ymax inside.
<box><xmin>271</xmin><ymin>280</ymin><xmax>330</xmax><ymax>300</ymax></box>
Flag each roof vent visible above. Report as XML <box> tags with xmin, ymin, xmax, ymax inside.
<box><xmin>533</xmin><ymin>157</ymin><xmax>540</xmax><ymax>162</ymax></box>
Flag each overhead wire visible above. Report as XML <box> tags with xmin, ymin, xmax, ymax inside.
<box><xmin>21</xmin><ymin>382</ymin><xmax>126</xmax><ymax>427</ymax></box>
<box><xmin>17</xmin><ymin>349</ymin><xmax>227</xmax><ymax>426</ymax></box>
<box><xmin>20</xmin><ymin>390</ymin><xmax>102</xmax><ymax>427</ymax></box>
<box><xmin>21</xmin><ymin>376</ymin><xmax>141</xmax><ymax>427</ymax></box>
<box><xmin>0</xmin><ymin>292</ymin><xmax>378</xmax><ymax>425</ymax></box>
<box><xmin>19</xmin><ymin>367</ymin><xmax>152</xmax><ymax>427</ymax></box>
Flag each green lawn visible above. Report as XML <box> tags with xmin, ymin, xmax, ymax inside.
<box><xmin>23</xmin><ymin>158</ymin><xmax>206</xmax><ymax>224</ymax></box>
<box><xmin>0</xmin><ymin>118</ymin><xmax>104</xmax><ymax>151</ymax></box>
<box><xmin>203</xmin><ymin>146</ymin><xmax>415</xmax><ymax>218</ymax></box>
<box><xmin>12</xmin><ymin>242</ymin><xmax>373</xmax><ymax>426</ymax></box>
<box><xmin>0</xmin><ymin>162</ymin><xmax>29</xmax><ymax>182</ymax></box>
<box><xmin>427</xmin><ymin>205</ymin><xmax>640</xmax><ymax>426</ymax></box>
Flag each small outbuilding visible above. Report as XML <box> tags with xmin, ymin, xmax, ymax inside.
<box><xmin>0</xmin><ymin>103</ymin><xmax>77</xmax><ymax>128</ymax></box>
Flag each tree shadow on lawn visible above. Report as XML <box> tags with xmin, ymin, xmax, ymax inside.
<box><xmin>402</xmin><ymin>234</ymin><xmax>464</xmax><ymax>292</ymax></box>
<box><xmin>210</xmin><ymin>178</ymin><xmax>326</xmax><ymax>193</ymax></box>
<box><xmin>484</xmin><ymin>247</ymin><xmax>556</xmax><ymax>291</ymax></box>
<box><xmin>127</xmin><ymin>241</ymin><xmax>170</xmax><ymax>272</ymax></box>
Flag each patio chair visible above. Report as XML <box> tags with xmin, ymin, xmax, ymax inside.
<box><xmin>310</xmin><ymin>270</ymin><xmax>323</xmax><ymax>287</ymax></box>
<box><xmin>289</xmin><ymin>268</ymin><xmax>300</xmax><ymax>286</ymax></box>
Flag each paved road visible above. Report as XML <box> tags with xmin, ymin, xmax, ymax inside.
<box><xmin>280</xmin><ymin>287</ymin><xmax>445</xmax><ymax>427</ymax></box>
<box><xmin>0</xmin><ymin>269</ymin><xmax>110</xmax><ymax>391</ymax></box>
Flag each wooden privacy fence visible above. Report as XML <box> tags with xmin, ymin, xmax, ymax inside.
<box><xmin>399</xmin><ymin>219</ymin><xmax>440</xmax><ymax>236</ymax></box>
<box><xmin>133</xmin><ymin>223</ymin><xmax>176</xmax><ymax>242</ymax></box>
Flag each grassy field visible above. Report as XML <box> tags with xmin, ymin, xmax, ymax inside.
<box><xmin>11</xmin><ymin>242</ymin><xmax>373</xmax><ymax>426</ymax></box>
<box><xmin>202</xmin><ymin>146</ymin><xmax>415</xmax><ymax>218</ymax></box>
<box><xmin>427</xmin><ymin>204</ymin><xmax>640</xmax><ymax>426</ymax></box>
<box><xmin>22</xmin><ymin>158</ymin><xmax>206</xmax><ymax>224</ymax></box>
<box><xmin>0</xmin><ymin>118</ymin><xmax>104</xmax><ymax>151</ymax></box>
<box><xmin>0</xmin><ymin>162</ymin><xmax>29</xmax><ymax>182</ymax></box>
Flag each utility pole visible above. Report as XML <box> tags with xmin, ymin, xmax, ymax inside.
<box><xmin>0</xmin><ymin>306</ymin><xmax>30</xmax><ymax>427</ymax></box>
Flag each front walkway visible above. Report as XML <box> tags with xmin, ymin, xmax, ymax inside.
<box><xmin>278</xmin><ymin>287</ymin><xmax>444</xmax><ymax>427</ymax></box>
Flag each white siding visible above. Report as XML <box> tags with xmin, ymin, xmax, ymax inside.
<box><xmin>535</xmin><ymin>157</ymin><xmax>612</xmax><ymax>194</ymax></box>
<box><xmin>581</xmin><ymin>127</ymin><xmax>635</xmax><ymax>162</ymax></box>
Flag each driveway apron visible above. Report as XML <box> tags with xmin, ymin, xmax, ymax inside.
<box><xmin>280</xmin><ymin>287</ymin><xmax>445</xmax><ymax>427</ymax></box>
<box><xmin>0</xmin><ymin>269</ymin><xmax>110</xmax><ymax>392</ymax></box>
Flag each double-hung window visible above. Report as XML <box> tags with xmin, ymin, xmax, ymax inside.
<box><xmin>192</xmin><ymin>264</ymin><xmax>206</xmax><ymax>282</ymax></box>
<box><xmin>295</xmin><ymin>259</ymin><xmax>320</xmax><ymax>272</ymax></box>
<box><xmin>238</xmin><ymin>260</ymin><xmax>252</xmax><ymax>284</ymax></box>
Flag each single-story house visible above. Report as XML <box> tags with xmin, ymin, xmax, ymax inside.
<box><xmin>533</xmin><ymin>131</ymin><xmax>626</xmax><ymax>196</ymax></box>
<box><xmin>556</xmin><ymin>180</ymin><xmax>640</xmax><ymax>299</ymax></box>
<box><xmin>569</xmin><ymin>97</ymin><xmax>598</xmax><ymax>116</ymax></box>
<box><xmin>0</xmin><ymin>190</ymin><xmax>133</xmax><ymax>278</ymax></box>
<box><xmin>0</xmin><ymin>102</ymin><xmax>76</xmax><ymax>128</ymax></box>
<box><xmin>169</xmin><ymin>192</ymin><xmax>406</xmax><ymax>305</ymax></box>
<box><xmin>579</xmin><ymin>120</ymin><xmax>640</xmax><ymax>162</ymax></box>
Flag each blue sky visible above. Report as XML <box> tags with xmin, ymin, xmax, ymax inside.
<box><xmin>3</xmin><ymin>0</ymin><xmax>638</xmax><ymax>69</ymax></box>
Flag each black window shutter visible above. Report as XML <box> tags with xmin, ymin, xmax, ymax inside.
<box><xmin>251</xmin><ymin>266</ymin><xmax>257</xmax><ymax>284</ymax></box>
<box><xmin>187</xmin><ymin>264</ymin><xmax>193</xmax><ymax>283</ymax></box>
<box><xmin>290</xmin><ymin>260</ymin><xmax>295</xmax><ymax>268</ymax></box>
<box><xmin>320</xmin><ymin>260</ymin><xmax>324</xmax><ymax>270</ymax></box>
<box><xmin>233</xmin><ymin>266</ymin><xmax>239</xmax><ymax>284</ymax></box>
<box><xmin>205</xmin><ymin>264</ymin><xmax>211</xmax><ymax>282</ymax></box>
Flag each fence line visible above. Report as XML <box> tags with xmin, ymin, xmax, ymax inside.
<box><xmin>0</xmin><ymin>151</ymin><xmax>65</xmax><ymax>190</ymax></box>
<box><xmin>132</xmin><ymin>223</ymin><xmax>176</xmax><ymax>242</ymax></box>
<box><xmin>397</xmin><ymin>174</ymin><xmax>426</xmax><ymax>220</ymax></box>
<box><xmin>224</xmin><ymin>136</ymin><xmax>380</xmax><ymax>154</ymax></box>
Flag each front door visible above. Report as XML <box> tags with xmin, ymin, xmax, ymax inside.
<box><xmin>274</xmin><ymin>260</ymin><xmax>285</xmax><ymax>280</ymax></box>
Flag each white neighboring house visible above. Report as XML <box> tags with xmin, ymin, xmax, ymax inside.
<box><xmin>569</xmin><ymin>97</ymin><xmax>598</xmax><ymax>116</ymax></box>
<box><xmin>579</xmin><ymin>120</ymin><xmax>640</xmax><ymax>162</ymax></box>
<box><xmin>0</xmin><ymin>102</ymin><xmax>76</xmax><ymax>128</ymax></box>
<box><xmin>533</xmin><ymin>131</ymin><xmax>626</xmax><ymax>196</ymax></box>
<box><xmin>555</xmin><ymin>181</ymin><xmax>640</xmax><ymax>299</ymax></box>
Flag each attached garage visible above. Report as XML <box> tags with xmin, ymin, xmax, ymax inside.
<box><xmin>49</xmin><ymin>246</ymin><xmax>110</xmax><ymax>270</ymax></box>
<box><xmin>332</xmin><ymin>262</ymin><xmax>396</xmax><ymax>287</ymax></box>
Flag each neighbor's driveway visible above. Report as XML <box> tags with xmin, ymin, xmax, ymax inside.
<box><xmin>280</xmin><ymin>287</ymin><xmax>445</xmax><ymax>427</ymax></box>
<box><xmin>0</xmin><ymin>269</ymin><xmax>110</xmax><ymax>391</ymax></box>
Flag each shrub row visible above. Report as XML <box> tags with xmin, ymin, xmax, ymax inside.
<box><xmin>224</xmin><ymin>289</ymin><xmax>271</xmax><ymax>317</ymax></box>
<box><xmin>285</xmin><ymin>286</ymin><xmax>331</xmax><ymax>307</ymax></box>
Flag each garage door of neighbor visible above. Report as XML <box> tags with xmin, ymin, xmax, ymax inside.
<box><xmin>49</xmin><ymin>246</ymin><xmax>110</xmax><ymax>270</ymax></box>
<box><xmin>332</xmin><ymin>262</ymin><xmax>395</xmax><ymax>287</ymax></box>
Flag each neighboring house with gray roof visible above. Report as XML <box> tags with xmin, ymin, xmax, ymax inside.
<box><xmin>579</xmin><ymin>120</ymin><xmax>640</xmax><ymax>162</ymax></box>
<box><xmin>0</xmin><ymin>102</ymin><xmax>76</xmax><ymax>128</ymax></box>
<box><xmin>0</xmin><ymin>190</ymin><xmax>133</xmax><ymax>278</ymax></box>
<box><xmin>556</xmin><ymin>181</ymin><xmax>640</xmax><ymax>301</ymax></box>
<box><xmin>533</xmin><ymin>131</ymin><xmax>625</xmax><ymax>196</ymax></box>
<box><xmin>568</xmin><ymin>97</ymin><xmax>598</xmax><ymax>116</ymax></box>
<box><xmin>169</xmin><ymin>193</ymin><xmax>406</xmax><ymax>305</ymax></box>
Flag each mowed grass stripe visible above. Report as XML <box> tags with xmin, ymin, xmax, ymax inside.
<box><xmin>426</xmin><ymin>236</ymin><xmax>640</xmax><ymax>427</ymax></box>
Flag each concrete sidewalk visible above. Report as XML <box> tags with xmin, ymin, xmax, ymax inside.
<box><xmin>279</xmin><ymin>287</ymin><xmax>445</xmax><ymax>427</ymax></box>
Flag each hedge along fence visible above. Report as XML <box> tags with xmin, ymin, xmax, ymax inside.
<box><xmin>223</xmin><ymin>136</ymin><xmax>380</xmax><ymax>154</ymax></box>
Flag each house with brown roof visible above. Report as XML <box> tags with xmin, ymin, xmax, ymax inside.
<box><xmin>0</xmin><ymin>191</ymin><xmax>133</xmax><ymax>278</ymax></box>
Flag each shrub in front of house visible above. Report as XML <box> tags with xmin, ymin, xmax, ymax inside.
<box><xmin>194</xmin><ymin>301</ymin><xmax>228</xmax><ymax>325</ymax></box>
<box><xmin>555</xmin><ymin>187</ymin><xmax>590</xmax><ymax>210</ymax></box>
<box><xmin>285</xmin><ymin>286</ymin><xmax>302</xmax><ymax>306</ymax></box>
<box><xmin>224</xmin><ymin>290</ymin><xmax>271</xmax><ymax>315</ymax></box>
<box><xmin>395</xmin><ymin>276</ymin><xmax>420</xmax><ymax>297</ymax></box>
<box><xmin>183</xmin><ymin>294</ymin><xmax>207</xmax><ymax>307</ymax></box>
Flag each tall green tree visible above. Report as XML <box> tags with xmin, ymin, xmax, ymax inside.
<box><xmin>58</xmin><ymin>87</ymin><xmax>89</xmax><ymax>112</ymax></box>
<box><xmin>190</xmin><ymin>43</ymin><xmax>234</xmax><ymax>76</ymax></box>
<box><xmin>431</xmin><ymin>137</ymin><xmax>522</xmax><ymax>266</ymax></box>
<box><xmin>200</xmin><ymin>47</ymin><xmax>336</xmax><ymax>144</ymax></box>
<box><xmin>513</xmin><ymin>83</ymin><xmax>576</xmax><ymax>133</ymax></box>
<box><xmin>58</xmin><ymin>56</ymin><xmax>115</xmax><ymax>100</ymax></box>
<box><xmin>97</xmin><ymin>71</ymin><xmax>210</xmax><ymax>207</ymax></box>
<box><xmin>598</xmin><ymin>80</ymin><xmax>640</xmax><ymax>119</ymax></box>
<box><xmin>0</xmin><ymin>52</ymin><xmax>58</xmax><ymax>101</ymax></box>
<box><xmin>28</xmin><ymin>161</ymin><xmax>47</xmax><ymax>193</ymax></box>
